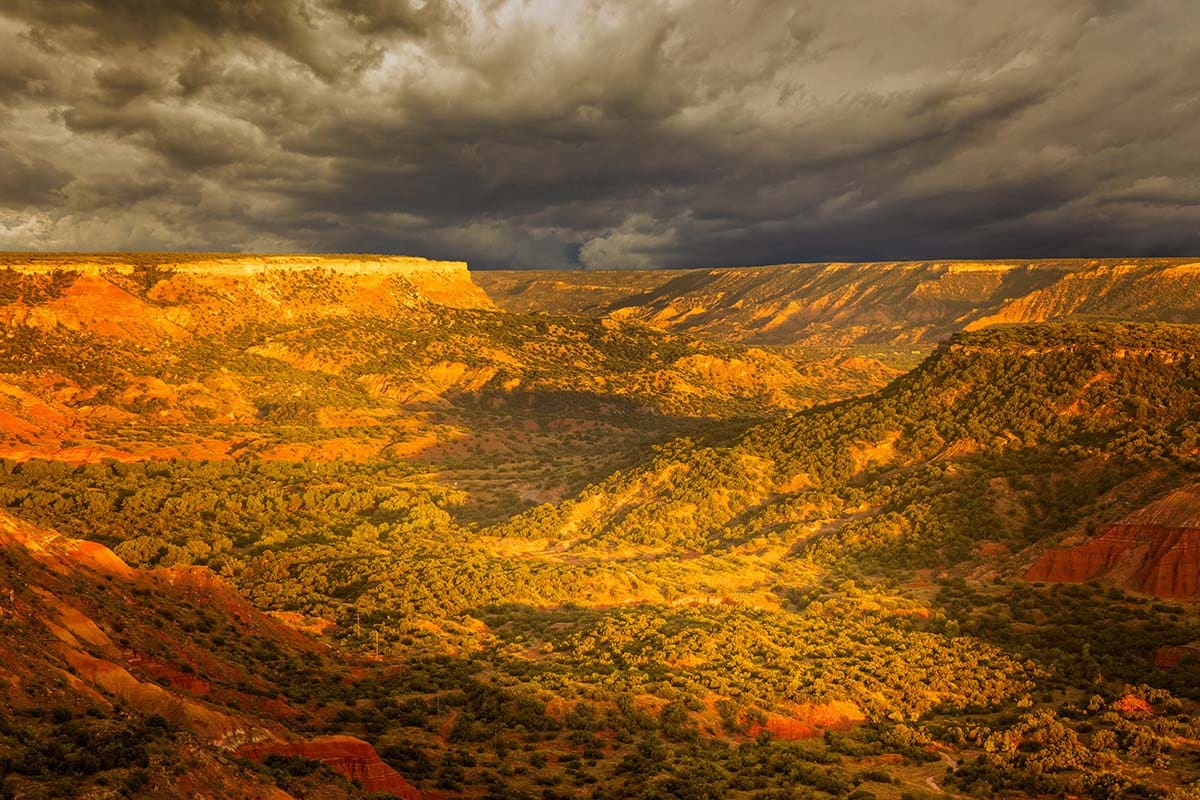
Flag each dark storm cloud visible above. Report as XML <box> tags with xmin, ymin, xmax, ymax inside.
<box><xmin>4</xmin><ymin>0</ymin><xmax>368</xmax><ymax>80</ymax></box>
<box><xmin>0</xmin><ymin>0</ymin><xmax>1197</xmax><ymax>265</ymax></box>
<box><xmin>332</xmin><ymin>0</ymin><xmax>458</xmax><ymax>35</ymax></box>
<box><xmin>0</xmin><ymin>149</ymin><xmax>69</xmax><ymax>206</ymax></box>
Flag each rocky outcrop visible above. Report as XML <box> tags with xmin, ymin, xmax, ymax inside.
<box><xmin>1026</xmin><ymin>484</ymin><xmax>1200</xmax><ymax>598</ymax></box>
<box><xmin>58</xmin><ymin>646</ymin><xmax>252</xmax><ymax>744</ymax></box>
<box><xmin>1</xmin><ymin>512</ymin><xmax>277</xmax><ymax>744</ymax></box>
<box><xmin>745</xmin><ymin>700</ymin><xmax>866</xmax><ymax>741</ymax></box>
<box><xmin>238</xmin><ymin>736</ymin><xmax>421</xmax><ymax>798</ymax></box>
<box><xmin>0</xmin><ymin>511</ymin><xmax>134</xmax><ymax>578</ymax></box>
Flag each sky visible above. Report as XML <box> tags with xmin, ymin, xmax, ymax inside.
<box><xmin>0</xmin><ymin>0</ymin><xmax>1198</xmax><ymax>269</ymax></box>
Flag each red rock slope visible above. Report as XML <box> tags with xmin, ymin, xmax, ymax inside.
<box><xmin>1026</xmin><ymin>484</ymin><xmax>1200</xmax><ymax>598</ymax></box>
<box><xmin>239</xmin><ymin>736</ymin><xmax>420</xmax><ymax>798</ymax></box>
<box><xmin>0</xmin><ymin>511</ymin><xmax>422</xmax><ymax>798</ymax></box>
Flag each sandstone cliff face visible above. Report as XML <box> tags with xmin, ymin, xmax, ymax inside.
<box><xmin>238</xmin><ymin>736</ymin><xmax>421</xmax><ymax>798</ymax></box>
<box><xmin>1026</xmin><ymin>484</ymin><xmax>1200</xmax><ymax>598</ymax></box>
<box><xmin>3</xmin><ymin>252</ymin><xmax>469</xmax><ymax>279</ymax></box>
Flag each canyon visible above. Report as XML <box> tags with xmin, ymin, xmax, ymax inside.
<box><xmin>3</xmin><ymin>253</ymin><xmax>1200</xmax><ymax>799</ymax></box>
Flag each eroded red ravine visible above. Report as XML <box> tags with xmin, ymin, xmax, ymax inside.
<box><xmin>1026</xmin><ymin>483</ymin><xmax>1200</xmax><ymax>598</ymax></box>
<box><xmin>238</xmin><ymin>736</ymin><xmax>422</xmax><ymax>798</ymax></box>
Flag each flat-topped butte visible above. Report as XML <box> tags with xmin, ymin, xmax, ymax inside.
<box><xmin>0</xmin><ymin>252</ymin><xmax>468</xmax><ymax>276</ymax></box>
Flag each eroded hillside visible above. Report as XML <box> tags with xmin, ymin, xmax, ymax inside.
<box><xmin>0</xmin><ymin>511</ymin><xmax>423</xmax><ymax>799</ymax></box>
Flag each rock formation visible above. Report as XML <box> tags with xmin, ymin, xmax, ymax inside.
<box><xmin>1026</xmin><ymin>483</ymin><xmax>1200</xmax><ymax>598</ymax></box>
<box><xmin>238</xmin><ymin>736</ymin><xmax>422</xmax><ymax>798</ymax></box>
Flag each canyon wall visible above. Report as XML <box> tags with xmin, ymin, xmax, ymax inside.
<box><xmin>476</xmin><ymin>258</ymin><xmax>1200</xmax><ymax>346</ymax></box>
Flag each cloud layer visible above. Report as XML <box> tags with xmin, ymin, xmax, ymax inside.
<box><xmin>0</xmin><ymin>0</ymin><xmax>1197</xmax><ymax>267</ymax></box>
